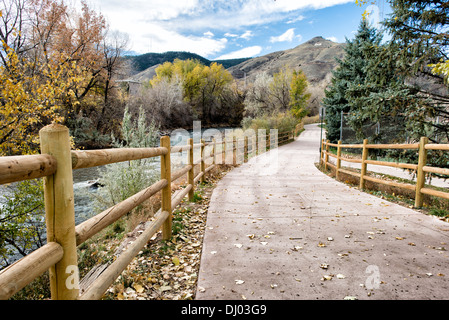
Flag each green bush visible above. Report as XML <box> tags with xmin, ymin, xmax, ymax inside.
<box><xmin>90</xmin><ymin>107</ymin><xmax>159</xmax><ymax>216</ymax></box>
<box><xmin>0</xmin><ymin>180</ymin><xmax>46</xmax><ymax>269</ymax></box>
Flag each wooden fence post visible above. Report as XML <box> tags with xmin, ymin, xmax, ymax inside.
<box><xmin>415</xmin><ymin>136</ymin><xmax>428</xmax><ymax>208</ymax></box>
<box><xmin>160</xmin><ymin>136</ymin><xmax>172</xmax><ymax>240</ymax></box>
<box><xmin>359</xmin><ymin>139</ymin><xmax>368</xmax><ymax>189</ymax></box>
<box><xmin>267</xmin><ymin>132</ymin><xmax>271</xmax><ymax>151</ymax></box>
<box><xmin>233</xmin><ymin>136</ymin><xmax>237</xmax><ymax>166</ymax></box>
<box><xmin>39</xmin><ymin>124</ymin><xmax>79</xmax><ymax>300</ymax></box>
<box><xmin>320</xmin><ymin>139</ymin><xmax>324</xmax><ymax>165</ymax></box>
<box><xmin>324</xmin><ymin>140</ymin><xmax>329</xmax><ymax>171</ymax></box>
<box><xmin>188</xmin><ymin>138</ymin><xmax>194</xmax><ymax>201</ymax></box>
<box><xmin>336</xmin><ymin>140</ymin><xmax>342</xmax><ymax>180</ymax></box>
<box><xmin>222</xmin><ymin>138</ymin><xmax>226</xmax><ymax>165</ymax></box>
<box><xmin>255</xmin><ymin>131</ymin><xmax>258</xmax><ymax>156</ymax></box>
<box><xmin>212</xmin><ymin>138</ymin><xmax>216</xmax><ymax>165</ymax></box>
<box><xmin>200</xmin><ymin>138</ymin><xmax>205</xmax><ymax>183</ymax></box>
<box><xmin>244</xmin><ymin>136</ymin><xmax>248</xmax><ymax>163</ymax></box>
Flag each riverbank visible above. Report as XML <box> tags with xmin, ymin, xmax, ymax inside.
<box><xmin>10</xmin><ymin>164</ymin><xmax>234</xmax><ymax>300</ymax></box>
<box><xmin>86</xmin><ymin>164</ymin><xmax>235</xmax><ymax>300</ymax></box>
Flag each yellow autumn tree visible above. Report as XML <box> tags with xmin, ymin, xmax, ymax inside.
<box><xmin>0</xmin><ymin>44</ymin><xmax>87</xmax><ymax>155</ymax></box>
<box><xmin>0</xmin><ymin>0</ymin><xmax>125</xmax><ymax>155</ymax></box>
<box><xmin>151</xmin><ymin>59</ymin><xmax>235</xmax><ymax>124</ymax></box>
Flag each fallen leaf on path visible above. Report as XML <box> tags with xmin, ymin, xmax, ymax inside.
<box><xmin>172</xmin><ymin>257</ymin><xmax>180</xmax><ymax>266</ymax></box>
<box><xmin>235</xmin><ymin>280</ymin><xmax>245</xmax><ymax>285</ymax></box>
<box><xmin>133</xmin><ymin>284</ymin><xmax>144</xmax><ymax>293</ymax></box>
<box><xmin>159</xmin><ymin>286</ymin><xmax>172</xmax><ymax>292</ymax></box>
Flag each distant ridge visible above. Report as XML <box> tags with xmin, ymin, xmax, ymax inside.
<box><xmin>228</xmin><ymin>36</ymin><xmax>346</xmax><ymax>114</ymax></box>
<box><xmin>125</xmin><ymin>37</ymin><xmax>346</xmax><ymax>115</ymax></box>
<box><xmin>126</xmin><ymin>51</ymin><xmax>251</xmax><ymax>74</ymax></box>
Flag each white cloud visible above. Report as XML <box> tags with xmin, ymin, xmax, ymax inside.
<box><xmin>287</xmin><ymin>15</ymin><xmax>305</xmax><ymax>24</ymax></box>
<box><xmin>215</xmin><ymin>46</ymin><xmax>262</xmax><ymax>60</ymax></box>
<box><xmin>270</xmin><ymin>28</ymin><xmax>297</xmax><ymax>43</ymax></box>
<box><xmin>88</xmin><ymin>0</ymin><xmax>353</xmax><ymax>55</ymax></box>
<box><xmin>325</xmin><ymin>36</ymin><xmax>338</xmax><ymax>42</ymax></box>
<box><xmin>224</xmin><ymin>32</ymin><xmax>239</xmax><ymax>38</ymax></box>
<box><xmin>240</xmin><ymin>31</ymin><xmax>253</xmax><ymax>40</ymax></box>
<box><xmin>138</xmin><ymin>23</ymin><xmax>228</xmax><ymax>57</ymax></box>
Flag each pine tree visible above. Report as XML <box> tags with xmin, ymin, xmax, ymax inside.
<box><xmin>322</xmin><ymin>20</ymin><xmax>381</xmax><ymax>142</ymax></box>
<box><xmin>382</xmin><ymin>0</ymin><xmax>449</xmax><ymax>142</ymax></box>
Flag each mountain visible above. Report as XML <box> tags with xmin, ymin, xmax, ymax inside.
<box><xmin>126</xmin><ymin>51</ymin><xmax>210</xmax><ymax>73</ymax></box>
<box><xmin>228</xmin><ymin>36</ymin><xmax>346</xmax><ymax>115</ymax></box>
<box><xmin>125</xmin><ymin>51</ymin><xmax>251</xmax><ymax>78</ymax></box>
<box><xmin>125</xmin><ymin>37</ymin><xmax>346</xmax><ymax>115</ymax></box>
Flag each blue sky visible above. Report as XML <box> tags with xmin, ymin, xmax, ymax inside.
<box><xmin>88</xmin><ymin>0</ymin><xmax>391</xmax><ymax>59</ymax></box>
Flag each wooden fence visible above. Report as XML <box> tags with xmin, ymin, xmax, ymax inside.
<box><xmin>0</xmin><ymin>125</ymin><xmax>295</xmax><ymax>300</ymax></box>
<box><xmin>321</xmin><ymin>138</ymin><xmax>449</xmax><ymax>207</ymax></box>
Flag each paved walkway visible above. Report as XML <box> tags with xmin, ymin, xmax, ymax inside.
<box><xmin>196</xmin><ymin>124</ymin><xmax>449</xmax><ymax>300</ymax></box>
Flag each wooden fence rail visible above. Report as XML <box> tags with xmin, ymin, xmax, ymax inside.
<box><xmin>0</xmin><ymin>125</ymin><xmax>295</xmax><ymax>300</ymax></box>
<box><xmin>321</xmin><ymin>137</ymin><xmax>449</xmax><ymax>208</ymax></box>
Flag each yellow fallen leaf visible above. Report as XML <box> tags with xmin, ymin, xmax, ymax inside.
<box><xmin>172</xmin><ymin>257</ymin><xmax>180</xmax><ymax>266</ymax></box>
<box><xmin>133</xmin><ymin>283</ymin><xmax>144</xmax><ymax>293</ymax></box>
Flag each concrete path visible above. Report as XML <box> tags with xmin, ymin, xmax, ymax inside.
<box><xmin>196</xmin><ymin>124</ymin><xmax>449</xmax><ymax>300</ymax></box>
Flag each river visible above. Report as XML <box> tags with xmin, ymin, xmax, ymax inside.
<box><xmin>0</xmin><ymin>127</ymin><xmax>237</xmax><ymax>267</ymax></box>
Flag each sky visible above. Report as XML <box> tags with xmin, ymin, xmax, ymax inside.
<box><xmin>86</xmin><ymin>0</ymin><xmax>391</xmax><ymax>59</ymax></box>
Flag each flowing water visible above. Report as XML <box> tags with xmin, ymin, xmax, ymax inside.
<box><xmin>0</xmin><ymin>127</ymin><xmax>237</xmax><ymax>267</ymax></box>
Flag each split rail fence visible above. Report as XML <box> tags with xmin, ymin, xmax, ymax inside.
<box><xmin>321</xmin><ymin>137</ymin><xmax>449</xmax><ymax>207</ymax></box>
<box><xmin>0</xmin><ymin>124</ymin><xmax>294</xmax><ymax>300</ymax></box>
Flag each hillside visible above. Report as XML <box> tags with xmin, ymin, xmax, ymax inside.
<box><xmin>228</xmin><ymin>36</ymin><xmax>346</xmax><ymax>115</ymax></box>
<box><xmin>125</xmin><ymin>37</ymin><xmax>346</xmax><ymax>115</ymax></box>
<box><xmin>126</xmin><ymin>51</ymin><xmax>251</xmax><ymax>76</ymax></box>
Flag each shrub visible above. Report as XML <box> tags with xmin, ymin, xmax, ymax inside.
<box><xmin>91</xmin><ymin>106</ymin><xmax>159</xmax><ymax>217</ymax></box>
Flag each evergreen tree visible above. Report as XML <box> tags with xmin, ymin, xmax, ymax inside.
<box><xmin>322</xmin><ymin>20</ymin><xmax>381</xmax><ymax>142</ymax></box>
<box><xmin>382</xmin><ymin>0</ymin><xmax>449</xmax><ymax>143</ymax></box>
